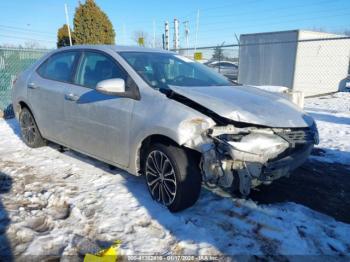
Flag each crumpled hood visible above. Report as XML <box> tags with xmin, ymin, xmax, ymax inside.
<box><xmin>169</xmin><ymin>85</ymin><xmax>314</xmax><ymax>128</ymax></box>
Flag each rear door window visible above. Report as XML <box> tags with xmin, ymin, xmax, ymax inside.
<box><xmin>37</xmin><ymin>51</ymin><xmax>79</xmax><ymax>82</ymax></box>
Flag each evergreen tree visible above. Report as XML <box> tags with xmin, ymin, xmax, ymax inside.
<box><xmin>57</xmin><ymin>24</ymin><xmax>74</xmax><ymax>48</ymax></box>
<box><xmin>212</xmin><ymin>45</ymin><xmax>225</xmax><ymax>61</ymax></box>
<box><xmin>73</xmin><ymin>0</ymin><xmax>115</xmax><ymax>45</ymax></box>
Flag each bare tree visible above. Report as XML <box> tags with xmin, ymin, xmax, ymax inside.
<box><xmin>0</xmin><ymin>43</ymin><xmax>21</xmax><ymax>48</ymax></box>
<box><xmin>308</xmin><ymin>27</ymin><xmax>329</xmax><ymax>33</ymax></box>
<box><xmin>308</xmin><ymin>27</ymin><xmax>350</xmax><ymax>36</ymax></box>
<box><xmin>24</xmin><ymin>40</ymin><xmax>42</xmax><ymax>49</ymax></box>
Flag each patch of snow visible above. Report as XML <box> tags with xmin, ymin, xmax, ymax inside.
<box><xmin>0</xmin><ymin>92</ymin><xmax>350</xmax><ymax>258</ymax></box>
<box><xmin>305</xmin><ymin>92</ymin><xmax>350</xmax><ymax>164</ymax></box>
<box><xmin>250</xmin><ymin>85</ymin><xmax>289</xmax><ymax>93</ymax></box>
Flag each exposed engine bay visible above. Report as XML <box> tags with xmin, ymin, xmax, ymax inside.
<box><xmin>190</xmin><ymin>124</ymin><xmax>318</xmax><ymax>196</ymax></box>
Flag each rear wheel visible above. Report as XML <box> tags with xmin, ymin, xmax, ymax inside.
<box><xmin>144</xmin><ymin>143</ymin><xmax>202</xmax><ymax>212</ymax></box>
<box><xmin>19</xmin><ymin>107</ymin><xmax>46</xmax><ymax>148</ymax></box>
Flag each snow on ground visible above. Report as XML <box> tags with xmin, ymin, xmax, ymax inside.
<box><xmin>0</xmin><ymin>93</ymin><xmax>349</xmax><ymax>260</ymax></box>
<box><xmin>305</xmin><ymin>92</ymin><xmax>350</xmax><ymax>164</ymax></box>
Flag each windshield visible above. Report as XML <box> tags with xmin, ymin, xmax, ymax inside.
<box><xmin>119</xmin><ymin>52</ymin><xmax>232</xmax><ymax>89</ymax></box>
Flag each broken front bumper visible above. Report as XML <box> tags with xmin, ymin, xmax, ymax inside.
<box><xmin>261</xmin><ymin>143</ymin><xmax>313</xmax><ymax>181</ymax></box>
<box><xmin>199</xmin><ymin>124</ymin><xmax>318</xmax><ymax>195</ymax></box>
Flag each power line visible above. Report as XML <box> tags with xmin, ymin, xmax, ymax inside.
<box><xmin>198</xmin><ymin>0</ymin><xmax>260</xmax><ymax>12</ymax></box>
<box><xmin>109</xmin><ymin>0</ymin><xmax>344</xmax><ymax>46</ymax></box>
<box><xmin>0</xmin><ymin>34</ymin><xmax>56</xmax><ymax>43</ymax></box>
<box><xmin>204</xmin><ymin>9</ymin><xmax>350</xmax><ymax>34</ymax></box>
<box><xmin>118</xmin><ymin>0</ymin><xmax>260</xmax><ymax>29</ymax></box>
<box><xmin>0</xmin><ymin>28</ymin><xmax>56</xmax><ymax>39</ymax></box>
<box><xmin>111</xmin><ymin>0</ymin><xmax>260</xmax><ymax>29</ymax></box>
<box><xmin>0</xmin><ymin>24</ymin><xmax>55</xmax><ymax>37</ymax></box>
<box><xmin>199</xmin><ymin>0</ymin><xmax>339</xmax><ymax>22</ymax></box>
<box><xmin>178</xmin><ymin>0</ymin><xmax>261</xmax><ymax>22</ymax></box>
<box><xmin>195</xmin><ymin>9</ymin><xmax>350</xmax><ymax>39</ymax></box>
<box><xmin>182</xmin><ymin>0</ymin><xmax>342</xmax><ymax>28</ymax></box>
<box><xmin>173</xmin><ymin>35</ymin><xmax>350</xmax><ymax>51</ymax></box>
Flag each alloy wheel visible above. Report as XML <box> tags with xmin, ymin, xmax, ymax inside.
<box><xmin>20</xmin><ymin>110</ymin><xmax>37</xmax><ymax>145</ymax></box>
<box><xmin>145</xmin><ymin>150</ymin><xmax>177</xmax><ymax>206</ymax></box>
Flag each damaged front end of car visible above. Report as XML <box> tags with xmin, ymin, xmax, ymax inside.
<box><xmin>184</xmin><ymin>122</ymin><xmax>318</xmax><ymax>196</ymax></box>
<box><xmin>197</xmin><ymin>124</ymin><xmax>318</xmax><ymax>195</ymax></box>
<box><xmin>162</xmin><ymin>87</ymin><xmax>319</xmax><ymax>196</ymax></box>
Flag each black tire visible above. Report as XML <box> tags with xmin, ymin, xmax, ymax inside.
<box><xmin>19</xmin><ymin>107</ymin><xmax>46</xmax><ymax>148</ymax></box>
<box><xmin>143</xmin><ymin>143</ymin><xmax>202</xmax><ymax>212</ymax></box>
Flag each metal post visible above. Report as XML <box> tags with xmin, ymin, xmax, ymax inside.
<box><xmin>122</xmin><ymin>24</ymin><xmax>126</xmax><ymax>45</ymax></box>
<box><xmin>194</xmin><ymin>9</ymin><xmax>200</xmax><ymax>52</ymax></box>
<box><xmin>183</xmin><ymin>21</ymin><xmax>189</xmax><ymax>55</ymax></box>
<box><xmin>165</xmin><ymin>21</ymin><xmax>170</xmax><ymax>50</ymax></box>
<box><xmin>174</xmin><ymin>18</ymin><xmax>179</xmax><ymax>50</ymax></box>
<box><xmin>64</xmin><ymin>4</ymin><xmax>72</xmax><ymax>46</ymax></box>
<box><xmin>153</xmin><ymin>20</ymin><xmax>156</xmax><ymax>48</ymax></box>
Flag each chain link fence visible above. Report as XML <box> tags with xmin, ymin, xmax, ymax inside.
<box><xmin>0</xmin><ymin>48</ymin><xmax>49</xmax><ymax>118</ymax></box>
<box><xmin>0</xmin><ymin>36</ymin><xmax>349</xmax><ymax>119</ymax></box>
<box><xmin>176</xmin><ymin>35</ymin><xmax>350</xmax><ymax>97</ymax></box>
<box><xmin>178</xmin><ymin>45</ymin><xmax>240</xmax><ymax>82</ymax></box>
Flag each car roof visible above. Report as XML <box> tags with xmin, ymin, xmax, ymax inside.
<box><xmin>55</xmin><ymin>45</ymin><xmax>174</xmax><ymax>54</ymax></box>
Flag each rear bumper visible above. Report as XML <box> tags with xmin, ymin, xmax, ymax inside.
<box><xmin>260</xmin><ymin>144</ymin><xmax>313</xmax><ymax>181</ymax></box>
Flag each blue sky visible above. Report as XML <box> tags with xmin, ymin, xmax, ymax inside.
<box><xmin>0</xmin><ymin>0</ymin><xmax>349</xmax><ymax>48</ymax></box>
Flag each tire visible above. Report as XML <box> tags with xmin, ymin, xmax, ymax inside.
<box><xmin>143</xmin><ymin>142</ymin><xmax>202</xmax><ymax>212</ymax></box>
<box><xmin>19</xmin><ymin>107</ymin><xmax>46</xmax><ymax>148</ymax></box>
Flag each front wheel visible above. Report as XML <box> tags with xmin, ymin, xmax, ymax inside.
<box><xmin>144</xmin><ymin>143</ymin><xmax>202</xmax><ymax>212</ymax></box>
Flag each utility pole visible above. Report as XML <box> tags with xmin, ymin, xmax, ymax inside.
<box><xmin>164</xmin><ymin>21</ymin><xmax>170</xmax><ymax>50</ymax></box>
<box><xmin>183</xmin><ymin>21</ymin><xmax>189</xmax><ymax>55</ymax></box>
<box><xmin>122</xmin><ymin>24</ymin><xmax>126</xmax><ymax>45</ymax></box>
<box><xmin>234</xmin><ymin>33</ymin><xmax>240</xmax><ymax>45</ymax></box>
<box><xmin>174</xmin><ymin>18</ymin><xmax>179</xmax><ymax>50</ymax></box>
<box><xmin>153</xmin><ymin>20</ymin><xmax>156</xmax><ymax>48</ymax></box>
<box><xmin>64</xmin><ymin>3</ymin><xmax>72</xmax><ymax>46</ymax></box>
<box><xmin>194</xmin><ymin>9</ymin><xmax>200</xmax><ymax>52</ymax></box>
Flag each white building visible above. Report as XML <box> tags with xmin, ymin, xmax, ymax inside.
<box><xmin>238</xmin><ymin>30</ymin><xmax>350</xmax><ymax>97</ymax></box>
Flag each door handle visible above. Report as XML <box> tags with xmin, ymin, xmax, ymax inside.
<box><xmin>65</xmin><ymin>93</ymin><xmax>79</xmax><ymax>101</ymax></box>
<box><xmin>28</xmin><ymin>82</ymin><xmax>37</xmax><ymax>89</ymax></box>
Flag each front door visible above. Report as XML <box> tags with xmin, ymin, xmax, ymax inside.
<box><xmin>63</xmin><ymin>51</ymin><xmax>135</xmax><ymax>166</ymax></box>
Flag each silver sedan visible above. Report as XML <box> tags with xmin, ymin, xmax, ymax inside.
<box><xmin>12</xmin><ymin>45</ymin><xmax>318</xmax><ymax>212</ymax></box>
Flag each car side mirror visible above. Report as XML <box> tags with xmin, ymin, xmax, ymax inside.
<box><xmin>96</xmin><ymin>78</ymin><xmax>125</xmax><ymax>95</ymax></box>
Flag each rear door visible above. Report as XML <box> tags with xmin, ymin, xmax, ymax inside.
<box><xmin>28</xmin><ymin>51</ymin><xmax>80</xmax><ymax>142</ymax></box>
<box><xmin>63</xmin><ymin>50</ymin><xmax>135</xmax><ymax>166</ymax></box>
